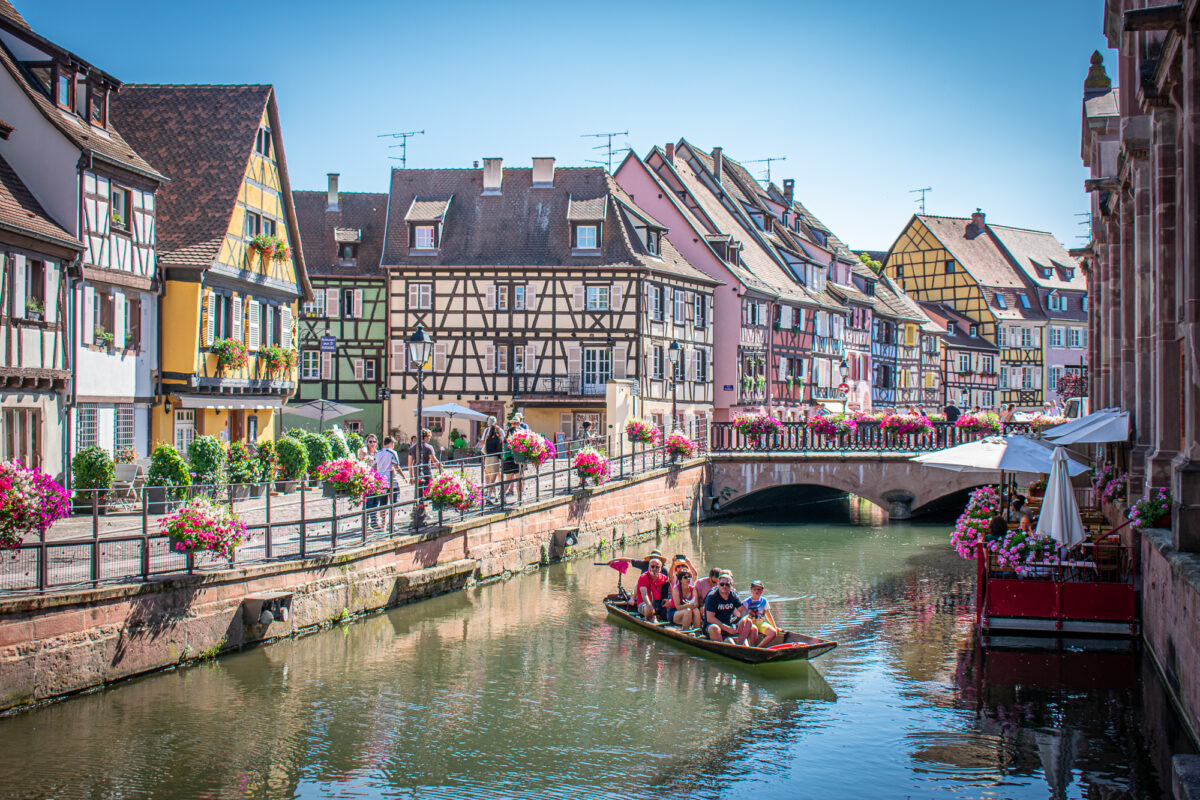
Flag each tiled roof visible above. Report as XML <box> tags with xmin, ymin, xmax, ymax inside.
<box><xmin>382</xmin><ymin>165</ymin><xmax>716</xmax><ymax>285</ymax></box>
<box><xmin>0</xmin><ymin>152</ymin><xmax>80</xmax><ymax>250</ymax></box>
<box><xmin>0</xmin><ymin>38</ymin><xmax>162</xmax><ymax>182</ymax></box>
<box><xmin>986</xmin><ymin>224</ymin><xmax>1085</xmax><ymax>291</ymax></box>
<box><xmin>0</xmin><ymin>1</ymin><xmax>29</xmax><ymax>30</ymax></box>
<box><xmin>404</xmin><ymin>197</ymin><xmax>451</xmax><ymax>222</ymax></box>
<box><xmin>915</xmin><ymin>214</ymin><xmax>1029</xmax><ymax>290</ymax></box>
<box><xmin>566</xmin><ymin>195</ymin><xmax>607</xmax><ymax>221</ymax></box>
<box><xmin>874</xmin><ymin>273</ymin><xmax>930</xmax><ymax>323</ymax></box>
<box><xmin>920</xmin><ymin>302</ymin><xmax>998</xmax><ymax>352</ymax></box>
<box><xmin>293</xmin><ymin>190</ymin><xmax>387</xmax><ymax>278</ymax></box>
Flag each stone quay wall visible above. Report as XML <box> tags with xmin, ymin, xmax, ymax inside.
<box><xmin>1141</xmin><ymin>527</ymin><xmax>1200</xmax><ymax>746</ymax></box>
<box><xmin>0</xmin><ymin>461</ymin><xmax>706</xmax><ymax>712</ymax></box>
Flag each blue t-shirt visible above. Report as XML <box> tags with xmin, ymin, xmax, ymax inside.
<box><xmin>745</xmin><ymin>594</ymin><xmax>770</xmax><ymax>620</ymax></box>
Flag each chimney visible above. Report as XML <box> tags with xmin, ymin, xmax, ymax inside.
<box><xmin>971</xmin><ymin>208</ymin><xmax>986</xmax><ymax>230</ymax></box>
<box><xmin>532</xmin><ymin>157</ymin><xmax>555</xmax><ymax>188</ymax></box>
<box><xmin>783</xmin><ymin>178</ymin><xmax>795</xmax><ymax>205</ymax></box>
<box><xmin>712</xmin><ymin>147</ymin><xmax>723</xmax><ymax>185</ymax></box>
<box><xmin>326</xmin><ymin>173</ymin><xmax>340</xmax><ymax>212</ymax></box>
<box><xmin>664</xmin><ymin>142</ymin><xmax>675</xmax><ymax>163</ymax></box>
<box><xmin>482</xmin><ymin>157</ymin><xmax>503</xmax><ymax>195</ymax></box>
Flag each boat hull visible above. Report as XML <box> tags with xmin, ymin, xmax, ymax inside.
<box><xmin>603</xmin><ymin>597</ymin><xmax>837</xmax><ymax>664</ymax></box>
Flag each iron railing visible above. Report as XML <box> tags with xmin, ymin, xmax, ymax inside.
<box><xmin>3</xmin><ymin>430</ymin><xmax>708</xmax><ymax>596</ymax></box>
<box><xmin>709</xmin><ymin>420</ymin><xmax>1031</xmax><ymax>453</ymax></box>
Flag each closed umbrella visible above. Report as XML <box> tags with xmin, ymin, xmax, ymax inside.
<box><xmin>1035</xmin><ymin>446</ymin><xmax>1087</xmax><ymax>551</ymax></box>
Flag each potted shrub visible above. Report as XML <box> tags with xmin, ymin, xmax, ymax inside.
<box><xmin>226</xmin><ymin>442</ymin><xmax>259</xmax><ymax>499</ymax></box>
<box><xmin>71</xmin><ymin>445</ymin><xmax>114</xmax><ymax>514</ymax></box>
<box><xmin>93</xmin><ymin>326</ymin><xmax>114</xmax><ymax>349</ymax></box>
<box><xmin>0</xmin><ymin>461</ymin><xmax>69</xmax><ymax>548</ymax></box>
<box><xmin>146</xmin><ymin>443</ymin><xmax>191</xmax><ymax>513</ymax></box>
<box><xmin>160</xmin><ymin>497</ymin><xmax>247</xmax><ymax>560</ymax></box>
<box><xmin>256</xmin><ymin>439</ymin><xmax>279</xmax><ymax>488</ymax></box>
<box><xmin>187</xmin><ymin>435</ymin><xmax>227</xmax><ymax>490</ymax></box>
<box><xmin>300</xmin><ymin>431</ymin><xmax>332</xmax><ymax>480</ymax></box>
<box><xmin>275</xmin><ymin>436</ymin><xmax>307</xmax><ymax>493</ymax></box>
<box><xmin>24</xmin><ymin>298</ymin><xmax>44</xmax><ymax>322</ymax></box>
<box><xmin>316</xmin><ymin>458</ymin><xmax>383</xmax><ymax>505</ymax></box>
<box><xmin>572</xmin><ymin>447</ymin><xmax>611</xmax><ymax>487</ymax></box>
<box><xmin>424</xmin><ymin>471</ymin><xmax>482</xmax><ymax>513</ymax></box>
<box><xmin>345</xmin><ymin>432</ymin><xmax>364</xmax><ymax>457</ymax></box>
<box><xmin>324</xmin><ymin>429</ymin><xmax>349</xmax><ymax>460</ymax></box>
<box><xmin>211</xmin><ymin>338</ymin><xmax>249</xmax><ymax>374</ymax></box>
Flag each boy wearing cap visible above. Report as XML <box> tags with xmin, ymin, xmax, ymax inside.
<box><xmin>745</xmin><ymin>580</ymin><xmax>778</xmax><ymax>647</ymax></box>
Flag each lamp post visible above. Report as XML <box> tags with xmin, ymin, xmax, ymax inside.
<box><xmin>407</xmin><ymin>324</ymin><xmax>434</xmax><ymax>528</ymax></box>
<box><xmin>839</xmin><ymin>359</ymin><xmax>850</xmax><ymax>414</ymax></box>
<box><xmin>668</xmin><ymin>340</ymin><xmax>681</xmax><ymax>431</ymax></box>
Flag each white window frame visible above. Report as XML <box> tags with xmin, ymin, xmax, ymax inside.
<box><xmin>586</xmin><ymin>285</ymin><xmax>610</xmax><ymax>311</ymax></box>
<box><xmin>980</xmin><ymin>355</ymin><xmax>994</xmax><ymax>373</ymax></box>
<box><xmin>1050</xmin><ymin>327</ymin><xmax>1063</xmax><ymax>348</ymax></box>
<box><xmin>301</xmin><ymin>351</ymin><xmax>320</xmax><ymax>380</ymax></box>
<box><xmin>575</xmin><ymin>224</ymin><xmax>598</xmax><ymax>250</ymax></box>
<box><xmin>414</xmin><ymin>225</ymin><xmax>436</xmax><ymax>249</ymax></box>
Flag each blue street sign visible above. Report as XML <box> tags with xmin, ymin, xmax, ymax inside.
<box><xmin>723</xmin><ymin>385</ymin><xmax>734</xmax><ymax>391</ymax></box>
<box><xmin>319</xmin><ymin>336</ymin><xmax>337</xmax><ymax>352</ymax></box>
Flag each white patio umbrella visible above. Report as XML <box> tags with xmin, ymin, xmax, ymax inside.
<box><xmin>1043</xmin><ymin>408</ymin><xmax>1130</xmax><ymax>445</ymax></box>
<box><xmin>1035</xmin><ymin>446</ymin><xmax>1087</xmax><ymax>550</ymax></box>
<box><xmin>413</xmin><ymin>402</ymin><xmax>490</xmax><ymax>422</ymax></box>
<box><xmin>911</xmin><ymin>435</ymin><xmax>1089</xmax><ymax>476</ymax></box>
<box><xmin>284</xmin><ymin>399</ymin><xmax>362</xmax><ymax>427</ymax></box>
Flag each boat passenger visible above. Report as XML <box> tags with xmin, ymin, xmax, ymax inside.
<box><xmin>669</xmin><ymin>571</ymin><xmax>701</xmax><ymax>629</ymax></box>
<box><xmin>704</xmin><ymin>571</ymin><xmax>755</xmax><ymax>644</ymax></box>
<box><xmin>694</xmin><ymin>567</ymin><xmax>721</xmax><ymax>608</ymax></box>
<box><xmin>744</xmin><ymin>580</ymin><xmax>778</xmax><ymax>647</ymax></box>
<box><xmin>635</xmin><ymin>558</ymin><xmax>671</xmax><ymax>621</ymax></box>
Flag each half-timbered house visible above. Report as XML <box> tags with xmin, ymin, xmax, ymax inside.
<box><xmin>920</xmin><ymin>303</ymin><xmax>999</xmax><ymax>410</ymax></box>
<box><xmin>0</xmin><ymin>122</ymin><xmax>83</xmax><ymax>481</ymax></box>
<box><xmin>290</xmin><ymin>177</ymin><xmax>388</xmax><ymax>437</ymax></box>
<box><xmin>835</xmin><ymin>261</ymin><xmax>878</xmax><ymax>411</ymax></box>
<box><xmin>382</xmin><ymin>159</ymin><xmax>717</xmax><ymax>442</ymax></box>
<box><xmin>0</xmin><ymin>1</ymin><xmax>165</xmax><ymax>463</ymax></box>
<box><xmin>111</xmin><ymin>85</ymin><xmax>311</xmax><ymax>449</ymax></box>
<box><xmin>883</xmin><ymin>212</ymin><xmax>1049</xmax><ymax>410</ymax></box>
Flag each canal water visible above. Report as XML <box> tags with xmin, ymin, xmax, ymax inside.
<box><xmin>1</xmin><ymin>500</ymin><xmax>1193</xmax><ymax>799</ymax></box>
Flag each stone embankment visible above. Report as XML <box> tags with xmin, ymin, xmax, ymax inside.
<box><xmin>0</xmin><ymin>461</ymin><xmax>705</xmax><ymax>712</ymax></box>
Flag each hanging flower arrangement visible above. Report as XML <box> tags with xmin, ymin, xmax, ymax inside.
<box><xmin>1029</xmin><ymin>414</ymin><xmax>1067</xmax><ymax>434</ymax></box>
<box><xmin>506</xmin><ymin>431</ymin><xmax>555</xmax><ymax>466</ymax></box>
<box><xmin>881</xmin><ymin>414</ymin><xmax>933</xmax><ymax>435</ymax></box>
<box><xmin>572</xmin><ymin>447</ymin><xmax>611</xmax><ymax>486</ymax></box>
<box><xmin>248</xmin><ymin>234</ymin><xmax>275</xmax><ymax>259</ymax></box>
<box><xmin>270</xmin><ymin>238</ymin><xmax>292</xmax><ymax>263</ymax></box>
<box><xmin>316</xmin><ymin>458</ymin><xmax>385</xmax><ymax>504</ymax></box>
<box><xmin>732</xmin><ymin>413</ymin><xmax>784</xmax><ymax>436</ymax></box>
<box><xmin>424</xmin><ymin>471</ymin><xmax>483</xmax><ymax>513</ymax></box>
<box><xmin>211</xmin><ymin>338</ymin><xmax>249</xmax><ymax>371</ymax></box>
<box><xmin>949</xmin><ymin>485</ymin><xmax>1001</xmax><ymax>560</ymax></box>
<box><xmin>664</xmin><ymin>431</ymin><xmax>699</xmax><ymax>460</ymax></box>
<box><xmin>259</xmin><ymin>344</ymin><xmax>297</xmax><ymax>375</ymax></box>
<box><xmin>808</xmin><ymin>413</ymin><xmax>856</xmax><ymax>437</ymax></box>
<box><xmin>0</xmin><ymin>461</ymin><xmax>70</xmax><ymax>549</ymax></box>
<box><xmin>159</xmin><ymin>497</ymin><xmax>248</xmax><ymax>559</ymax></box>
<box><xmin>954</xmin><ymin>413</ymin><xmax>1000</xmax><ymax>434</ymax></box>
<box><xmin>624</xmin><ymin>417</ymin><xmax>660</xmax><ymax>445</ymax></box>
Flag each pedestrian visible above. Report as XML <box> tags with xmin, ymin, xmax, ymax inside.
<box><xmin>578</xmin><ymin>419</ymin><xmax>597</xmax><ymax>447</ymax></box>
<box><xmin>415</xmin><ymin>429</ymin><xmax>441</xmax><ymax>487</ymax></box>
<box><xmin>406</xmin><ymin>435</ymin><xmax>418</xmax><ymax>483</ymax></box>
<box><xmin>943</xmin><ymin>402</ymin><xmax>961</xmax><ymax>423</ymax></box>
<box><xmin>479</xmin><ymin>415</ymin><xmax>505</xmax><ymax>502</ymax></box>
<box><xmin>370</xmin><ymin>436</ymin><xmax>402</xmax><ymax>530</ymax></box>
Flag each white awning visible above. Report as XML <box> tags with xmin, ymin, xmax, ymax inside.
<box><xmin>176</xmin><ymin>395</ymin><xmax>283</xmax><ymax>411</ymax></box>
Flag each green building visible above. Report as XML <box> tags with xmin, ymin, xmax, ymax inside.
<box><xmin>287</xmin><ymin>177</ymin><xmax>388</xmax><ymax>438</ymax></box>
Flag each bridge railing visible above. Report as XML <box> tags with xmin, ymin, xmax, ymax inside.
<box><xmin>710</xmin><ymin>421</ymin><xmax>1031</xmax><ymax>453</ymax></box>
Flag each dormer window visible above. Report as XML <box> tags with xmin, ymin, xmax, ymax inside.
<box><xmin>255</xmin><ymin>127</ymin><xmax>272</xmax><ymax>158</ymax></box>
<box><xmin>89</xmin><ymin>87</ymin><xmax>106</xmax><ymax>126</ymax></box>
<box><xmin>863</xmin><ymin>281</ymin><xmax>875</xmax><ymax>297</ymax></box>
<box><xmin>574</xmin><ymin>224</ymin><xmax>598</xmax><ymax>250</ymax></box>
<box><xmin>1018</xmin><ymin>293</ymin><xmax>1031</xmax><ymax>309</ymax></box>
<box><xmin>994</xmin><ymin>293</ymin><xmax>1007</xmax><ymax>309</ymax></box>
<box><xmin>646</xmin><ymin>230</ymin><xmax>661</xmax><ymax>256</ymax></box>
<box><xmin>56</xmin><ymin>71</ymin><xmax>72</xmax><ymax>108</ymax></box>
<box><xmin>338</xmin><ymin>243</ymin><xmax>358</xmax><ymax>265</ymax></box>
<box><xmin>946</xmin><ymin>322</ymin><xmax>955</xmax><ymax>336</ymax></box>
<box><xmin>413</xmin><ymin>224</ymin><xmax>438</xmax><ymax>250</ymax></box>
<box><xmin>969</xmin><ymin>324</ymin><xmax>978</xmax><ymax>337</ymax></box>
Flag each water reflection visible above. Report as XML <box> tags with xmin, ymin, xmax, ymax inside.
<box><xmin>0</xmin><ymin>513</ymin><xmax>1190</xmax><ymax>800</ymax></box>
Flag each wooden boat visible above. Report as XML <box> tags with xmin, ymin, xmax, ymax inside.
<box><xmin>603</xmin><ymin>594</ymin><xmax>837</xmax><ymax>664</ymax></box>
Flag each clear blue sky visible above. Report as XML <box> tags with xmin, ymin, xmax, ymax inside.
<box><xmin>23</xmin><ymin>0</ymin><xmax>1112</xmax><ymax>251</ymax></box>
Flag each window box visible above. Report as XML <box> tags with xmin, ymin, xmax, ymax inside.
<box><xmin>25</xmin><ymin>299</ymin><xmax>44</xmax><ymax>321</ymax></box>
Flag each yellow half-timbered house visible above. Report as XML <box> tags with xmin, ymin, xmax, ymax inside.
<box><xmin>111</xmin><ymin>85</ymin><xmax>311</xmax><ymax>448</ymax></box>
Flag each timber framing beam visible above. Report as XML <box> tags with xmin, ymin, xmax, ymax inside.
<box><xmin>1123</xmin><ymin>4</ymin><xmax>1182</xmax><ymax>31</ymax></box>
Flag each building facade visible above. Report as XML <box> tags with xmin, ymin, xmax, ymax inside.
<box><xmin>921</xmin><ymin>303</ymin><xmax>999</xmax><ymax>410</ymax></box>
<box><xmin>111</xmin><ymin>85</ymin><xmax>311</xmax><ymax>450</ymax></box>
<box><xmin>290</xmin><ymin>178</ymin><xmax>389</xmax><ymax>437</ymax></box>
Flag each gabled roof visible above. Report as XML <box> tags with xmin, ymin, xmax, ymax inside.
<box><xmin>0</xmin><ymin>151</ymin><xmax>81</xmax><ymax>252</ymax></box>
<box><xmin>986</xmin><ymin>223</ymin><xmax>1084</xmax><ymax>291</ymax></box>
<box><xmin>405</xmin><ymin>197</ymin><xmax>451</xmax><ymax>222</ymax></box>
<box><xmin>293</xmin><ymin>190</ymin><xmax>387</xmax><ymax>278</ymax></box>
<box><xmin>381</xmin><ymin>164</ymin><xmax>716</xmax><ymax>285</ymax></box>
<box><xmin>566</xmin><ymin>195</ymin><xmax>607</xmax><ymax>221</ymax></box>
<box><xmin>912</xmin><ymin>214</ymin><xmax>1027</xmax><ymax>290</ymax></box>
<box><xmin>109</xmin><ymin>84</ymin><xmax>310</xmax><ymax>297</ymax></box>
<box><xmin>920</xmin><ymin>302</ymin><xmax>998</xmax><ymax>352</ymax></box>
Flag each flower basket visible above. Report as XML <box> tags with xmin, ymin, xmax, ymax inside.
<box><xmin>808</xmin><ymin>414</ymin><xmax>856</xmax><ymax>438</ymax></box>
<box><xmin>507</xmin><ymin>431</ymin><xmax>554</xmax><ymax>466</ymax></box>
<box><xmin>270</xmin><ymin>238</ymin><xmax>292</xmax><ymax>263</ymax></box>
<box><xmin>160</xmin><ymin>497</ymin><xmax>247</xmax><ymax>560</ymax></box>
<box><xmin>732</xmin><ymin>413</ymin><xmax>784</xmax><ymax>437</ymax></box>
<box><xmin>0</xmin><ymin>461</ymin><xmax>69</xmax><ymax>549</ymax></box>
<box><xmin>624</xmin><ymin>417</ymin><xmax>660</xmax><ymax>446</ymax></box>
<box><xmin>211</xmin><ymin>338</ymin><xmax>249</xmax><ymax>373</ymax></box>
<box><xmin>664</xmin><ymin>431</ymin><xmax>699</xmax><ymax>460</ymax></box>
<box><xmin>1027</xmin><ymin>477</ymin><xmax>1047</xmax><ymax>497</ymax></box>
<box><xmin>1130</xmin><ymin>487</ymin><xmax>1172</xmax><ymax>529</ymax></box>
<box><xmin>880</xmin><ymin>414</ymin><xmax>933</xmax><ymax>436</ymax></box>
<box><xmin>572</xmin><ymin>447</ymin><xmax>611</xmax><ymax>486</ymax></box>
<box><xmin>248</xmin><ymin>234</ymin><xmax>275</xmax><ymax>260</ymax></box>
<box><xmin>1029</xmin><ymin>414</ymin><xmax>1067</xmax><ymax>434</ymax></box>
<box><xmin>425</xmin><ymin>471</ymin><xmax>482</xmax><ymax>512</ymax></box>
<box><xmin>316</xmin><ymin>458</ymin><xmax>384</xmax><ymax>505</ymax></box>
<box><xmin>954</xmin><ymin>413</ymin><xmax>1000</xmax><ymax>435</ymax></box>
<box><xmin>949</xmin><ymin>486</ymin><xmax>1001</xmax><ymax>560</ymax></box>
<box><xmin>260</xmin><ymin>344</ymin><xmax>297</xmax><ymax>376</ymax></box>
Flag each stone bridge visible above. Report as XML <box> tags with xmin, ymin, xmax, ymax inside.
<box><xmin>709</xmin><ymin>453</ymin><xmax>992</xmax><ymax>519</ymax></box>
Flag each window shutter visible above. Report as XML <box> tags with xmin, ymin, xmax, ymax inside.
<box><xmin>685</xmin><ymin>349</ymin><xmax>694</xmax><ymax>381</ymax></box>
<box><xmin>1033</xmin><ymin>327</ymin><xmax>1042</xmax><ymax>347</ymax></box>
<box><xmin>11</xmin><ymin>260</ymin><xmax>24</xmax><ymax>319</ymax></box>
<box><xmin>434</xmin><ymin>342</ymin><xmax>447</xmax><ymax>372</ymax></box>
<box><xmin>525</xmin><ymin>284</ymin><xmax>537</xmax><ymax>310</ymax></box>
<box><xmin>232</xmin><ymin>296</ymin><xmax>243</xmax><ymax>341</ymax></box>
<box><xmin>408</xmin><ymin>283</ymin><xmax>419</xmax><ymax>311</ymax></box>
<box><xmin>354</xmin><ymin>358</ymin><xmax>365</xmax><ymax>380</ymax></box>
<box><xmin>1034</xmin><ymin>368</ymin><xmax>1042</xmax><ymax>389</ymax></box>
<box><xmin>352</xmin><ymin>289</ymin><xmax>363</xmax><ymax>318</ymax></box>
<box><xmin>611</xmin><ymin>284</ymin><xmax>623</xmax><ymax>312</ymax></box>
<box><xmin>485</xmin><ymin>283</ymin><xmax>496</xmax><ymax>310</ymax></box>
<box><xmin>280</xmin><ymin>307</ymin><xmax>293</xmax><ymax>347</ymax></box>
<box><xmin>780</xmin><ymin>306</ymin><xmax>791</xmax><ymax>329</ymax></box>
<box><xmin>321</xmin><ymin>351</ymin><xmax>332</xmax><ymax>380</ymax></box>
<box><xmin>205</xmin><ymin>290</ymin><xmax>215</xmax><ymax>346</ymax></box>
<box><xmin>613</xmin><ymin>344</ymin><xmax>627</xmax><ymax>379</ymax></box>
<box><xmin>484</xmin><ymin>344</ymin><xmax>495</xmax><ymax>374</ymax></box>
<box><xmin>525</xmin><ymin>344</ymin><xmax>536</xmax><ymax>374</ymax></box>
<box><xmin>573</xmin><ymin>285</ymin><xmax>585</xmax><ymax>311</ymax></box>
<box><xmin>561</xmin><ymin>413</ymin><xmax>573</xmax><ymax>436</ymax></box>
<box><xmin>44</xmin><ymin>265</ymin><xmax>57</xmax><ymax>324</ymax></box>
<box><xmin>778</xmin><ymin>357</ymin><xmax>787</xmax><ymax>380</ymax></box>
<box><xmin>324</xmin><ymin>288</ymin><xmax>338</xmax><ymax>317</ymax></box>
<box><xmin>82</xmin><ymin>285</ymin><xmax>94</xmax><ymax>344</ymax></box>
<box><xmin>248</xmin><ymin>301</ymin><xmax>260</xmax><ymax>349</ymax></box>
<box><xmin>567</xmin><ymin>345</ymin><xmax>582</xmax><ymax>377</ymax></box>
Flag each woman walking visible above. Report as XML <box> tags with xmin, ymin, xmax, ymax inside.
<box><xmin>480</xmin><ymin>415</ymin><xmax>505</xmax><ymax>502</ymax></box>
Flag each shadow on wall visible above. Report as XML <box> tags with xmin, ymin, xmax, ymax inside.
<box><xmin>713</xmin><ymin>484</ymin><xmax>853</xmax><ymax>519</ymax></box>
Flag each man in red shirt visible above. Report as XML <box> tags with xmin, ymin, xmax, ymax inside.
<box><xmin>635</xmin><ymin>557</ymin><xmax>671</xmax><ymax>621</ymax></box>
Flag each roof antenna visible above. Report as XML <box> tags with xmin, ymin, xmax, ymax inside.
<box><xmin>743</xmin><ymin>156</ymin><xmax>787</xmax><ymax>184</ymax></box>
<box><xmin>378</xmin><ymin>130</ymin><xmax>425</xmax><ymax>168</ymax></box>
<box><xmin>909</xmin><ymin>186</ymin><xmax>932</xmax><ymax>214</ymax></box>
<box><xmin>581</xmin><ymin>130</ymin><xmax>629</xmax><ymax>172</ymax></box>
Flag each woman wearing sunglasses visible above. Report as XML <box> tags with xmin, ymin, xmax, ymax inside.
<box><xmin>669</xmin><ymin>571</ymin><xmax>701</xmax><ymax>629</ymax></box>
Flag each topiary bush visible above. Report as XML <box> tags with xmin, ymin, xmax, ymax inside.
<box><xmin>188</xmin><ymin>435</ymin><xmax>227</xmax><ymax>487</ymax></box>
<box><xmin>324</xmin><ymin>429</ymin><xmax>349</xmax><ymax>460</ymax></box>
<box><xmin>299</xmin><ymin>432</ymin><xmax>330</xmax><ymax>479</ymax></box>
<box><xmin>284</xmin><ymin>427</ymin><xmax>308</xmax><ymax>441</ymax></box>
<box><xmin>147</xmin><ymin>443</ymin><xmax>191</xmax><ymax>498</ymax></box>
<box><xmin>256</xmin><ymin>440</ymin><xmax>278</xmax><ymax>482</ymax></box>
<box><xmin>71</xmin><ymin>446</ymin><xmax>114</xmax><ymax>502</ymax></box>
<box><xmin>346</xmin><ymin>432</ymin><xmax>364</xmax><ymax>455</ymax></box>
<box><xmin>226</xmin><ymin>442</ymin><xmax>259</xmax><ymax>485</ymax></box>
<box><xmin>276</xmin><ymin>436</ymin><xmax>308</xmax><ymax>482</ymax></box>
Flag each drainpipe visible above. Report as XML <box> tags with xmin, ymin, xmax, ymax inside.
<box><xmin>66</xmin><ymin>151</ymin><xmax>93</xmax><ymax>491</ymax></box>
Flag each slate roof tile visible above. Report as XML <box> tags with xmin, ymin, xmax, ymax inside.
<box><xmin>293</xmin><ymin>190</ymin><xmax>387</xmax><ymax>278</ymax></box>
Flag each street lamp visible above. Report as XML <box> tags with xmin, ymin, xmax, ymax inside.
<box><xmin>668</xmin><ymin>341</ymin><xmax>681</xmax><ymax>431</ymax></box>
<box><xmin>839</xmin><ymin>359</ymin><xmax>850</xmax><ymax>414</ymax></box>
<box><xmin>408</xmin><ymin>324</ymin><xmax>434</xmax><ymax>528</ymax></box>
